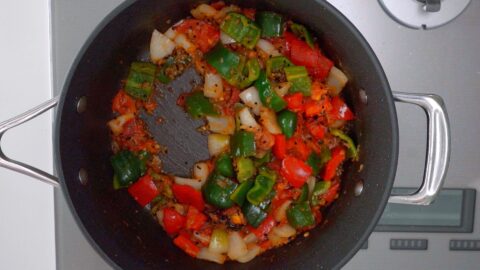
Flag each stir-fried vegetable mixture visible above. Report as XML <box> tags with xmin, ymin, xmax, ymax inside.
<box><xmin>108</xmin><ymin>2</ymin><xmax>357</xmax><ymax>264</ymax></box>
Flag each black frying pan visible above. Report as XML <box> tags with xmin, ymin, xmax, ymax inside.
<box><xmin>0</xmin><ymin>0</ymin><xmax>450</xmax><ymax>269</ymax></box>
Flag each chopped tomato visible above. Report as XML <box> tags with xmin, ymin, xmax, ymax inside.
<box><xmin>284</xmin><ymin>32</ymin><xmax>333</xmax><ymax>80</ymax></box>
<box><xmin>304</xmin><ymin>100</ymin><xmax>323</xmax><ymax>117</ymax></box>
<box><xmin>311</xmin><ymin>81</ymin><xmax>327</xmax><ymax>101</ymax></box>
<box><xmin>281</xmin><ymin>156</ymin><xmax>313</xmax><ymax>188</ymax></box>
<box><xmin>322</xmin><ymin>146</ymin><xmax>346</xmax><ymax>181</ymax></box>
<box><xmin>250</xmin><ymin>216</ymin><xmax>276</xmax><ymax>241</ymax></box>
<box><xmin>176</xmin><ymin>93</ymin><xmax>188</xmax><ymax>107</ymax></box>
<box><xmin>127</xmin><ymin>175</ymin><xmax>159</xmax><ymax>207</ymax></box>
<box><xmin>112</xmin><ymin>90</ymin><xmax>137</xmax><ymax>114</ymax></box>
<box><xmin>185</xmin><ymin>206</ymin><xmax>208</xmax><ymax>231</ymax></box>
<box><xmin>306</xmin><ymin>121</ymin><xmax>326</xmax><ymax>140</ymax></box>
<box><xmin>273</xmin><ymin>134</ymin><xmax>287</xmax><ymax>159</ymax></box>
<box><xmin>163</xmin><ymin>208</ymin><xmax>186</xmax><ymax>235</ymax></box>
<box><xmin>328</xmin><ymin>96</ymin><xmax>354</xmax><ymax>121</ymax></box>
<box><xmin>286</xmin><ymin>136</ymin><xmax>311</xmax><ymax>161</ymax></box>
<box><xmin>172</xmin><ymin>184</ymin><xmax>205</xmax><ymax>211</ymax></box>
<box><xmin>175</xmin><ymin>19</ymin><xmax>220</xmax><ymax>53</ymax></box>
<box><xmin>210</xmin><ymin>1</ymin><xmax>226</xmax><ymax>10</ymax></box>
<box><xmin>324</xmin><ymin>182</ymin><xmax>340</xmax><ymax>204</ymax></box>
<box><xmin>284</xmin><ymin>93</ymin><xmax>304</xmax><ymax>112</ymax></box>
<box><xmin>174</xmin><ymin>234</ymin><xmax>200</xmax><ymax>257</ymax></box>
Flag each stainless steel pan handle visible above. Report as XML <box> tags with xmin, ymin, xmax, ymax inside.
<box><xmin>0</xmin><ymin>97</ymin><xmax>59</xmax><ymax>187</ymax></box>
<box><xmin>390</xmin><ymin>92</ymin><xmax>451</xmax><ymax>205</ymax></box>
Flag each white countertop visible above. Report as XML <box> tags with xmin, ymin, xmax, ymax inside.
<box><xmin>0</xmin><ymin>0</ymin><xmax>55</xmax><ymax>269</ymax></box>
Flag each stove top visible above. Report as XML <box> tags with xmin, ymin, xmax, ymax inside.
<box><xmin>51</xmin><ymin>1</ymin><xmax>480</xmax><ymax>269</ymax></box>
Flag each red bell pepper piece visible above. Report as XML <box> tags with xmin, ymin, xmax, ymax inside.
<box><xmin>273</xmin><ymin>134</ymin><xmax>287</xmax><ymax>159</ymax></box>
<box><xmin>328</xmin><ymin>96</ymin><xmax>354</xmax><ymax>121</ymax></box>
<box><xmin>323</xmin><ymin>146</ymin><xmax>346</xmax><ymax>181</ymax></box>
<box><xmin>185</xmin><ymin>206</ymin><xmax>207</xmax><ymax>231</ymax></box>
<box><xmin>284</xmin><ymin>32</ymin><xmax>333</xmax><ymax>81</ymax></box>
<box><xmin>173</xmin><ymin>234</ymin><xmax>200</xmax><ymax>257</ymax></box>
<box><xmin>172</xmin><ymin>184</ymin><xmax>205</xmax><ymax>211</ymax></box>
<box><xmin>175</xmin><ymin>19</ymin><xmax>220</xmax><ymax>53</ymax></box>
<box><xmin>250</xmin><ymin>216</ymin><xmax>276</xmax><ymax>241</ymax></box>
<box><xmin>324</xmin><ymin>182</ymin><xmax>340</xmax><ymax>204</ymax></box>
<box><xmin>127</xmin><ymin>175</ymin><xmax>159</xmax><ymax>207</ymax></box>
<box><xmin>163</xmin><ymin>208</ymin><xmax>186</xmax><ymax>235</ymax></box>
<box><xmin>284</xmin><ymin>92</ymin><xmax>304</xmax><ymax>112</ymax></box>
<box><xmin>112</xmin><ymin>90</ymin><xmax>137</xmax><ymax>115</ymax></box>
<box><xmin>306</xmin><ymin>121</ymin><xmax>326</xmax><ymax>140</ymax></box>
<box><xmin>281</xmin><ymin>156</ymin><xmax>312</xmax><ymax>188</ymax></box>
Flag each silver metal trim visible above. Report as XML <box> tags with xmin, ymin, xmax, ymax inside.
<box><xmin>0</xmin><ymin>97</ymin><xmax>60</xmax><ymax>186</ymax></box>
<box><xmin>390</xmin><ymin>92</ymin><xmax>451</xmax><ymax>205</ymax></box>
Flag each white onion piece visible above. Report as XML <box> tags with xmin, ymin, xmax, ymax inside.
<box><xmin>197</xmin><ymin>248</ymin><xmax>227</xmax><ymax>264</ymax></box>
<box><xmin>208</xmin><ymin>134</ymin><xmax>230</xmax><ymax>156</ymax></box>
<box><xmin>239</xmin><ymin>86</ymin><xmax>262</xmax><ymax>115</ymax></box>
<box><xmin>164</xmin><ymin>27</ymin><xmax>177</xmax><ymax>40</ymax></box>
<box><xmin>273</xmin><ymin>82</ymin><xmax>291</xmax><ymax>97</ymax></box>
<box><xmin>273</xmin><ymin>224</ymin><xmax>297</xmax><ymax>238</ymax></box>
<box><xmin>274</xmin><ymin>200</ymin><xmax>292</xmax><ymax>222</ymax></box>
<box><xmin>243</xmin><ymin>233</ymin><xmax>258</xmax><ymax>244</ymax></box>
<box><xmin>220</xmin><ymin>31</ymin><xmax>236</xmax><ymax>44</ymax></box>
<box><xmin>268</xmin><ymin>230</ymin><xmax>286</xmax><ymax>247</ymax></box>
<box><xmin>326</xmin><ymin>66</ymin><xmax>348</xmax><ymax>96</ymax></box>
<box><xmin>174</xmin><ymin>33</ymin><xmax>195</xmax><ymax>53</ymax></box>
<box><xmin>238</xmin><ymin>107</ymin><xmax>261</xmax><ymax>132</ymax></box>
<box><xmin>207</xmin><ymin>115</ymin><xmax>235</xmax><ymax>135</ymax></box>
<box><xmin>156</xmin><ymin>209</ymin><xmax>164</xmax><ymax>226</ymax></box>
<box><xmin>191</xmin><ymin>4</ymin><xmax>218</xmax><ymax>19</ymax></box>
<box><xmin>174</xmin><ymin>176</ymin><xmax>204</xmax><ymax>190</ymax></box>
<box><xmin>209</xmin><ymin>229</ymin><xmax>229</xmax><ymax>254</ymax></box>
<box><xmin>307</xmin><ymin>176</ymin><xmax>316</xmax><ymax>197</ymax></box>
<box><xmin>193</xmin><ymin>162</ymin><xmax>209</xmax><ymax>182</ymax></box>
<box><xmin>108</xmin><ymin>113</ymin><xmax>134</xmax><ymax>135</ymax></box>
<box><xmin>204</xmin><ymin>73</ymin><xmax>224</xmax><ymax>99</ymax></box>
<box><xmin>256</xmin><ymin>39</ymin><xmax>281</xmax><ymax>57</ymax></box>
<box><xmin>150</xmin><ymin>29</ymin><xmax>175</xmax><ymax>64</ymax></box>
<box><xmin>227</xmin><ymin>232</ymin><xmax>248</xmax><ymax>260</ymax></box>
<box><xmin>259</xmin><ymin>108</ymin><xmax>282</xmax><ymax>135</ymax></box>
<box><xmin>236</xmin><ymin>245</ymin><xmax>261</xmax><ymax>263</ymax></box>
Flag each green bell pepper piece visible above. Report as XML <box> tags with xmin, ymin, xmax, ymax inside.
<box><xmin>235</xmin><ymin>157</ymin><xmax>256</xmax><ymax>182</ymax></box>
<box><xmin>277</xmin><ymin>110</ymin><xmax>297</xmax><ymax>138</ymax></box>
<box><xmin>242</xmin><ymin>201</ymin><xmax>268</xmax><ymax>228</ymax></box>
<box><xmin>202</xmin><ymin>173</ymin><xmax>238</xmax><ymax>209</ymax></box>
<box><xmin>110</xmin><ymin>150</ymin><xmax>147</xmax><ymax>189</ymax></box>
<box><xmin>215</xmin><ymin>154</ymin><xmax>234</xmax><ymax>178</ymax></box>
<box><xmin>206</xmin><ymin>44</ymin><xmax>241</xmax><ymax>80</ymax></box>
<box><xmin>256</xmin><ymin>11</ymin><xmax>284</xmax><ymax>38</ymax></box>
<box><xmin>266</xmin><ymin>56</ymin><xmax>293</xmax><ymax>78</ymax></box>
<box><xmin>221</xmin><ymin>12</ymin><xmax>261</xmax><ymax>49</ymax></box>
<box><xmin>185</xmin><ymin>92</ymin><xmax>218</xmax><ymax>118</ymax></box>
<box><xmin>236</xmin><ymin>57</ymin><xmax>261</xmax><ymax>89</ymax></box>
<box><xmin>287</xmin><ymin>201</ymin><xmax>315</xmax><ymax>228</ymax></box>
<box><xmin>311</xmin><ymin>181</ymin><xmax>331</xmax><ymax>206</ymax></box>
<box><xmin>125</xmin><ymin>62</ymin><xmax>156</xmax><ymax>100</ymax></box>
<box><xmin>330</xmin><ymin>129</ymin><xmax>358</xmax><ymax>159</ymax></box>
<box><xmin>290</xmin><ymin>23</ymin><xmax>314</xmax><ymax>48</ymax></box>
<box><xmin>255</xmin><ymin>71</ymin><xmax>287</xmax><ymax>112</ymax></box>
<box><xmin>296</xmin><ymin>184</ymin><xmax>309</xmax><ymax>203</ymax></box>
<box><xmin>306</xmin><ymin>152</ymin><xmax>322</xmax><ymax>176</ymax></box>
<box><xmin>246</xmin><ymin>167</ymin><xmax>277</xmax><ymax>205</ymax></box>
<box><xmin>231</xmin><ymin>131</ymin><xmax>256</xmax><ymax>157</ymax></box>
<box><xmin>230</xmin><ymin>179</ymin><xmax>254</xmax><ymax>206</ymax></box>
<box><xmin>285</xmin><ymin>66</ymin><xmax>312</xmax><ymax>96</ymax></box>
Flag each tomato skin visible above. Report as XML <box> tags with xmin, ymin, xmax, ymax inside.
<box><xmin>127</xmin><ymin>175</ymin><xmax>159</xmax><ymax>207</ymax></box>
<box><xmin>172</xmin><ymin>184</ymin><xmax>205</xmax><ymax>211</ymax></box>
<box><xmin>273</xmin><ymin>134</ymin><xmax>287</xmax><ymax>159</ymax></box>
<box><xmin>322</xmin><ymin>146</ymin><xmax>346</xmax><ymax>181</ymax></box>
<box><xmin>175</xmin><ymin>19</ymin><xmax>220</xmax><ymax>53</ymax></box>
<box><xmin>112</xmin><ymin>90</ymin><xmax>136</xmax><ymax>114</ymax></box>
<box><xmin>163</xmin><ymin>208</ymin><xmax>186</xmax><ymax>235</ymax></box>
<box><xmin>284</xmin><ymin>93</ymin><xmax>304</xmax><ymax>112</ymax></box>
<box><xmin>328</xmin><ymin>96</ymin><xmax>354</xmax><ymax>121</ymax></box>
<box><xmin>281</xmin><ymin>155</ymin><xmax>313</xmax><ymax>188</ymax></box>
